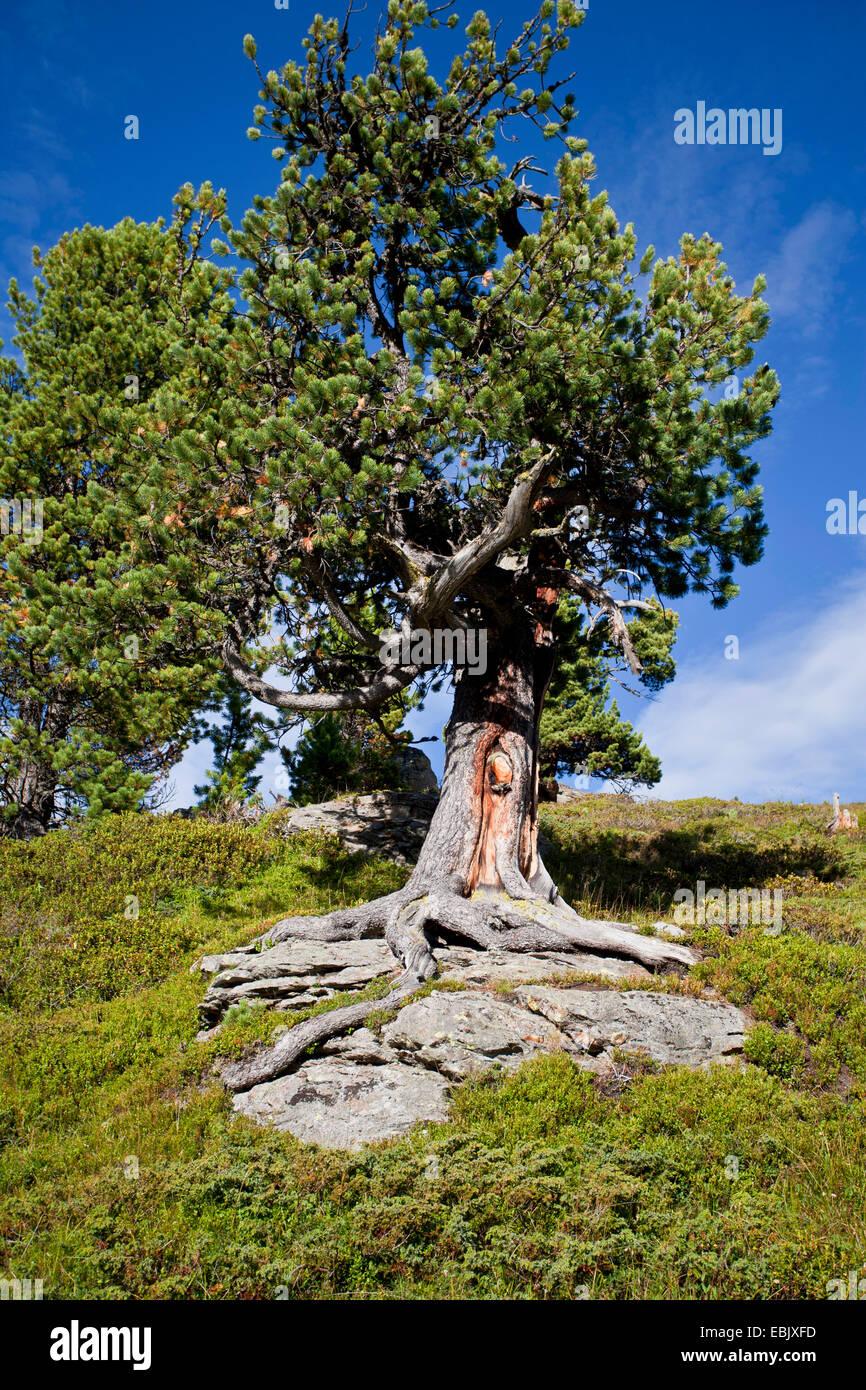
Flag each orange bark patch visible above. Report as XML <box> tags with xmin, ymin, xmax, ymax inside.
<box><xmin>488</xmin><ymin>753</ymin><xmax>513</xmax><ymax>788</ymax></box>
<box><xmin>533</xmin><ymin>585</ymin><xmax>558</xmax><ymax>645</ymax></box>
<box><xmin>468</xmin><ymin>744</ymin><xmax>518</xmax><ymax>891</ymax></box>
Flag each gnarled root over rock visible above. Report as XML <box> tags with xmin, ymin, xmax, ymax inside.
<box><xmin>217</xmin><ymin>884</ymin><xmax>696</xmax><ymax>1094</ymax></box>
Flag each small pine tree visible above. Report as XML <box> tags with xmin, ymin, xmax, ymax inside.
<box><xmin>539</xmin><ymin>596</ymin><xmax>679</xmax><ymax>792</ymax></box>
<box><xmin>283</xmin><ymin>715</ymin><xmax>362</xmax><ymax>805</ymax></box>
<box><xmin>0</xmin><ymin>192</ymin><xmax>232</xmax><ymax>836</ymax></box>
<box><xmin>283</xmin><ymin>710</ymin><xmax>408</xmax><ymax>805</ymax></box>
<box><xmin>193</xmin><ymin>676</ymin><xmax>276</xmax><ymax>812</ymax></box>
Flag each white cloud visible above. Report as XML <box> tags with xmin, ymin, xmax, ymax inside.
<box><xmin>0</xmin><ymin>169</ymin><xmax>81</xmax><ymax>237</ymax></box>
<box><xmin>638</xmin><ymin>570</ymin><xmax>866</xmax><ymax>803</ymax></box>
<box><xmin>163</xmin><ymin>569</ymin><xmax>866</xmax><ymax>813</ymax></box>
<box><xmin>762</xmin><ymin>201</ymin><xmax>858</xmax><ymax>335</ymax></box>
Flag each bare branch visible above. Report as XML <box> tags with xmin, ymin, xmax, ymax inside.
<box><xmin>222</xmin><ymin>630</ymin><xmax>422</xmax><ymax>712</ymax></box>
<box><xmin>418</xmin><ymin>450</ymin><xmax>554</xmax><ymax>621</ymax></box>
<box><xmin>540</xmin><ymin>568</ymin><xmax>646</xmax><ymax>675</ymax></box>
<box><xmin>300</xmin><ymin>552</ymin><xmax>382</xmax><ymax>652</ymax></box>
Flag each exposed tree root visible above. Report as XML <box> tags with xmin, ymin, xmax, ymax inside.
<box><xmin>218</xmin><ymin>969</ymin><xmax>425</xmax><ymax>1093</ymax></box>
<box><xmin>214</xmin><ymin>600</ymin><xmax>703</xmax><ymax>1097</ymax></box>
<box><xmin>261</xmin><ymin>888</ymin><xmax>412</xmax><ymax>947</ymax></box>
<box><xmin>216</xmin><ymin>877</ymin><xmax>697</xmax><ymax>1094</ymax></box>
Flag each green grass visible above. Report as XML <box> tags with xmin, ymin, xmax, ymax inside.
<box><xmin>1</xmin><ymin>799</ymin><xmax>865</xmax><ymax>1299</ymax></box>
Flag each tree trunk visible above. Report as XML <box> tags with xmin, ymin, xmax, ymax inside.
<box><xmin>2</xmin><ymin>757</ymin><xmax>57</xmax><ymax>839</ymax></box>
<box><xmin>410</xmin><ymin>620</ymin><xmax>554</xmax><ymax>901</ymax></box>
<box><xmin>219</xmin><ymin>606</ymin><xmax>698</xmax><ymax>1093</ymax></box>
<box><xmin>1</xmin><ymin>697</ymin><xmax>61</xmax><ymax>840</ymax></box>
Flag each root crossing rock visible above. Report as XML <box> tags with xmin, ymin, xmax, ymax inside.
<box><xmin>198</xmin><ymin>937</ymin><xmax>747</xmax><ymax>1150</ymax></box>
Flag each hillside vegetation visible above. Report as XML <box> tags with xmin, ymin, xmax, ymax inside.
<box><xmin>1</xmin><ymin>797</ymin><xmax>864</xmax><ymax>1299</ymax></box>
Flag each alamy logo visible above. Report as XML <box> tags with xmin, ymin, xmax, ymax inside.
<box><xmin>0</xmin><ymin>497</ymin><xmax>43</xmax><ymax>545</ymax></box>
<box><xmin>674</xmin><ymin>103</ymin><xmax>782</xmax><ymax>156</ymax></box>
<box><xmin>826</xmin><ymin>492</ymin><xmax>866</xmax><ymax>535</ymax></box>
<box><xmin>826</xmin><ymin>1270</ymin><xmax>866</xmax><ymax>1299</ymax></box>
<box><xmin>673</xmin><ymin>881</ymin><xmax>783</xmax><ymax>933</ymax></box>
<box><xmin>379</xmin><ymin>627</ymin><xmax>488</xmax><ymax>676</ymax></box>
<box><xmin>0</xmin><ymin>1277</ymin><xmax>43</xmax><ymax>1300</ymax></box>
<box><xmin>49</xmin><ymin>1320</ymin><xmax>152</xmax><ymax>1371</ymax></box>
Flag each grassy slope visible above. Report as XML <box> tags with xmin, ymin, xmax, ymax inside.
<box><xmin>0</xmin><ymin>799</ymin><xmax>864</xmax><ymax>1300</ymax></box>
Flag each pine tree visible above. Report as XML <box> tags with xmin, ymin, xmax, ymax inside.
<box><xmin>0</xmin><ymin>191</ymin><xmax>231</xmax><ymax>836</ymax></box>
<box><xmin>196</xmin><ymin>0</ymin><xmax>779</xmax><ymax>1027</ymax></box>
<box><xmin>192</xmin><ymin>676</ymin><xmax>277</xmax><ymax>812</ymax></box>
<box><xmin>283</xmin><ymin>714</ymin><xmax>363</xmax><ymax>805</ymax></box>
<box><xmin>26</xmin><ymin>3</ymin><xmax>778</xmax><ymax>1076</ymax></box>
<box><xmin>283</xmin><ymin>708</ymin><xmax>411</xmax><ymax>804</ymax></box>
<box><xmin>539</xmin><ymin>594</ymin><xmax>679</xmax><ymax>792</ymax></box>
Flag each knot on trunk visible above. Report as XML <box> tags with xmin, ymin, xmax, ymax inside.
<box><xmin>486</xmin><ymin>750</ymin><xmax>514</xmax><ymax>797</ymax></box>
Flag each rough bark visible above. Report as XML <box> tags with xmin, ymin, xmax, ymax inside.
<box><xmin>0</xmin><ymin>696</ymin><xmax>66</xmax><ymax>839</ymax></box>
<box><xmin>219</xmin><ymin>969</ymin><xmax>425</xmax><ymax>1092</ymax></box>
<box><xmin>0</xmin><ymin>767</ymin><xmax>54</xmax><ymax>839</ymax></box>
<box><xmin>219</xmin><ymin>617</ymin><xmax>697</xmax><ymax>1094</ymax></box>
<box><xmin>1</xmin><ymin>752</ymin><xmax>57</xmax><ymax>838</ymax></box>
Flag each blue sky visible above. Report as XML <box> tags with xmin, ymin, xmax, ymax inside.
<box><xmin>2</xmin><ymin>0</ymin><xmax>864</xmax><ymax>806</ymax></box>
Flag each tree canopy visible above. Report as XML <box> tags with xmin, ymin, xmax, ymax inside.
<box><xmin>0</xmin><ymin>204</ymin><xmax>230</xmax><ymax>833</ymax></box>
<box><xmin>197</xmin><ymin>0</ymin><xmax>776</xmax><ymax>719</ymax></box>
<box><xmin>0</xmin><ymin>1</ymin><xmax>779</xmax><ymax>834</ymax></box>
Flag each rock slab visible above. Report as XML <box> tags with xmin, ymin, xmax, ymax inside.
<box><xmin>382</xmin><ymin>992</ymin><xmax>566</xmax><ymax>1079</ymax></box>
<box><xmin>198</xmin><ymin>939</ymin><xmax>395</xmax><ymax>1025</ymax></box>
<box><xmin>233</xmin><ymin>1059</ymin><xmax>450</xmax><ymax>1150</ymax></box>
<box><xmin>276</xmin><ymin>790</ymin><xmax>439</xmax><ymax>865</ymax></box>
<box><xmin>204</xmin><ymin>939</ymin><xmax>748</xmax><ymax>1151</ymax></box>
<box><xmin>515</xmin><ymin>986</ymin><xmax>747</xmax><ymax>1067</ymax></box>
<box><xmin>437</xmin><ymin>944</ymin><xmax>652</xmax><ymax>987</ymax></box>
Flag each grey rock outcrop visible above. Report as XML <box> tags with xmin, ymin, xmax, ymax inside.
<box><xmin>197</xmin><ymin>941</ymin><xmax>653</xmax><ymax>1031</ymax></box>
<box><xmin>437</xmin><ymin>944</ymin><xmax>652</xmax><ymax>987</ymax></box>
<box><xmin>276</xmin><ymin>790</ymin><xmax>438</xmax><ymax>865</ymax></box>
<box><xmin>381</xmin><ymin>992</ymin><xmax>565</xmax><ymax>1080</ymax></box>
<box><xmin>201</xmin><ymin>936</ymin><xmax>749</xmax><ymax>1150</ymax></box>
<box><xmin>554</xmin><ymin>782</ymin><xmax>591</xmax><ymax>804</ymax></box>
<box><xmin>233</xmin><ymin>1058</ymin><xmax>450</xmax><ymax>1149</ymax></box>
<box><xmin>514</xmin><ymin>985</ymin><xmax>747</xmax><ymax>1068</ymax></box>
<box><xmin>393</xmin><ymin>746</ymin><xmax>439</xmax><ymax>794</ymax></box>
<box><xmin>197</xmin><ymin>939</ymin><xmax>395</xmax><ymax>1026</ymax></box>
